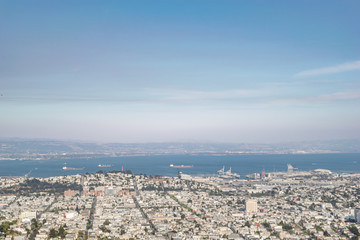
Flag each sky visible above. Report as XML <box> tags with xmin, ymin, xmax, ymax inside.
<box><xmin>0</xmin><ymin>0</ymin><xmax>359</xmax><ymax>143</ymax></box>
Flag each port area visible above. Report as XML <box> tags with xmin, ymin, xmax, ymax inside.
<box><xmin>177</xmin><ymin>164</ymin><xmax>347</xmax><ymax>194</ymax></box>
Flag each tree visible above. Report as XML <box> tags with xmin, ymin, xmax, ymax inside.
<box><xmin>49</xmin><ymin>228</ymin><xmax>58</xmax><ymax>238</ymax></box>
<box><xmin>282</xmin><ymin>223</ymin><xmax>293</xmax><ymax>232</ymax></box>
<box><xmin>0</xmin><ymin>221</ymin><xmax>15</xmax><ymax>235</ymax></box>
<box><xmin>77</xmin><ymin>230</ymin><xmax>84</xmax><ymax>240</ymax></box>
<box><xmin>349</xmin><ymin>225</ymin><xmax>360</xmax><ymax>236</ymax></box>
<box><xmin>31</xmin><ymin>218</ymin><xmax>38</xmax><ymax>230</ymax></box>
<box><xmin>58</xmin><ymin>226</ymin><xmax>66</xmax><ymax>238</ymax></box>
<box><xmin>309</xmin><ymin>203</ymin><xmax>316</xmax><ymax>210</ymax></box>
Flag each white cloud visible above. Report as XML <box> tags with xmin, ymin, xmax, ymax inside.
<box><xmin>145</xmin><ymin>88</ymin><xmax>267</xmax><ymax>103</ymax></box>
<box><xmin>294</xmin><ymin>60</ymin><xmax>360</xmax><ymax>78</ymax></box>
<box><xmin>315</xmin><ymin>90</ymin><xmax>360</xmax><ymax>101</ymax></box>
<box><xmin>145</xmin><ymin>87</ymin><xmax>360</xmax><ymax>108</ymax></box>
<box><xmin>268</xmin><ymin>90</ymin><xmax>360</xmax><ymax>107</ymax></box>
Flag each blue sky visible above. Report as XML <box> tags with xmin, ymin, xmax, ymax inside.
<box><xmin>0</xmin><ymin>0</ymin><xmax>359</xmax><ymax>143</ymax></box>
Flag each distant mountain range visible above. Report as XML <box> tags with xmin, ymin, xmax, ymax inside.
<box><xmin>0</xmin><ymin>138</ymin><xmax>359</xmax><ymax>160</ymax></box>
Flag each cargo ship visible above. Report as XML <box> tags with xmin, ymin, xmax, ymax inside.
<box><xmin>62</xmin><ymin>166</ymin><xmax>85</xmax><ymax>171</ymax></box>
<box><xmin>169</xmin><ymin>164</ymin><xmax>194</xmax><ymax>168</ymax></box>
<box><xmin>98</xmin><ymin>164</ymin><xmax>113</xmax><ymax>168</ymax></box>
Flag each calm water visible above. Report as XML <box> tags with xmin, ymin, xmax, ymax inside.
<box><xmin>0</xmin><ymin>153</ymin><xmax>359</xmax><ymax>178</ymax></box>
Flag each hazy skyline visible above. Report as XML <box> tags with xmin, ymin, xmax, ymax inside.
<box><xmin>1</xmin><ymin>1</ymin><xmax>359</xmax><ymax>143</ymax></box>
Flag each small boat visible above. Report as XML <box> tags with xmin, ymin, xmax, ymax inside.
<box><xmin>169</xmin><ymin>164</ymin><xmax>194</xmax><ymax>168</ymax></box>
<box><xmin>62</xmin><ymin>166</ymin><xmax>85</xmax><ymax>171</ymax></box>
<box><xmin>98</xmin><ymin>164</ymin><xmax>113</xmax><ymax>168</ymax></box>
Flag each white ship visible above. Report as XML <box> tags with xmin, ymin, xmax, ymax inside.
<box><xmin>217</xmin><ymin>166</ymin><xmax>240</xmax><ymax>179</ymax></box>
<box><xmin>98</xmin><ymin>164</ymin><xmax>113</xmax><ymax>168</ymax></box>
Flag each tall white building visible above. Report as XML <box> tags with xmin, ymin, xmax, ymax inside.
<box><xmin>245</xmin><ymin>199</ymin><xmax>258</xmax><ymax>216</ymax></box>
<box><xmin>354</xmin><ymin>207</ymin><xmax>360</xmax><ymax>223</ymax></box>
<box><xmin>21</xmin><ymin>211</ymin><xmax>37</xmax><ymax>223</ymax></box>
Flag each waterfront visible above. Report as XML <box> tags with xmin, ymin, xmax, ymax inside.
<box><xmin>0</xmin><ymin>153</ymin><xmax>359</xmax><ymax>178</ymax></box>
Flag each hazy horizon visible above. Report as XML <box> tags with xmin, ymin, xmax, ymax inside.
<box><xmin>1</xmin><ymin>136</ymin><xmax>360</xmax><ymax>146</ymax></box>
<box><xmin>1</xmin><ymin>1</ymin><xmax>359</xmax><ymax>143</ymax></box>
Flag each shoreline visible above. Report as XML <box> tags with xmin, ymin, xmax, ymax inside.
<box><xmin>0</xmin><ymin>151</ymin><xmax>352</xmax><ymax>161</ymax></box>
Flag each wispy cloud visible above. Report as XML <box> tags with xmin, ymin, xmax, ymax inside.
<box><xmin>2</xmin><ymin>87</ymin><xmax>359</xmax><ymax>109</ymax></box>
<box><xmin>294</xmin><ymin>60</ymin><xmax>360</xmax><ymax>78</ymax></box>
<box><xmin>145</xmin><ymin>88</ymin><xmax>267</xmax><ymax>103</ymax></box>
<box><xmin>0</xmin><ymin>88</ymin><xmax>267</xmax><ymax>105</ymax></box>
<box><xmin>314</xmin><ymin>90</ymin><xmax>360</xmax><ymax>101</ymax></box>
<box><xmin>268</xmin><ymin>90</ymin><xmax>360</xmax><ymax>107</ymax></box>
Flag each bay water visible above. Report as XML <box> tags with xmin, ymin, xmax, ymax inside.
<box><xmin>0</xmin><ymin>153</ymin><xmax>359</xmax><ymax>178</ymax></box>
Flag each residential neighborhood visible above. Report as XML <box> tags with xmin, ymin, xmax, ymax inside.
<box><xmin>1</xmin><ymin>169</ymin><xmax>360</xmax><ymax>239</ymax></box>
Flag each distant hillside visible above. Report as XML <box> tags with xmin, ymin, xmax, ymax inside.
<box><xmin>0</xmin><ymin>138</ymin><xmax>359</xmax><ymax>160</ymax></box>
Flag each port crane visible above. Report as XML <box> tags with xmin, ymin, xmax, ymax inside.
<box><xmin>25</xmin><ymin>169</ymin><xmax>32</xmax><ymax>178</ymax></box>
